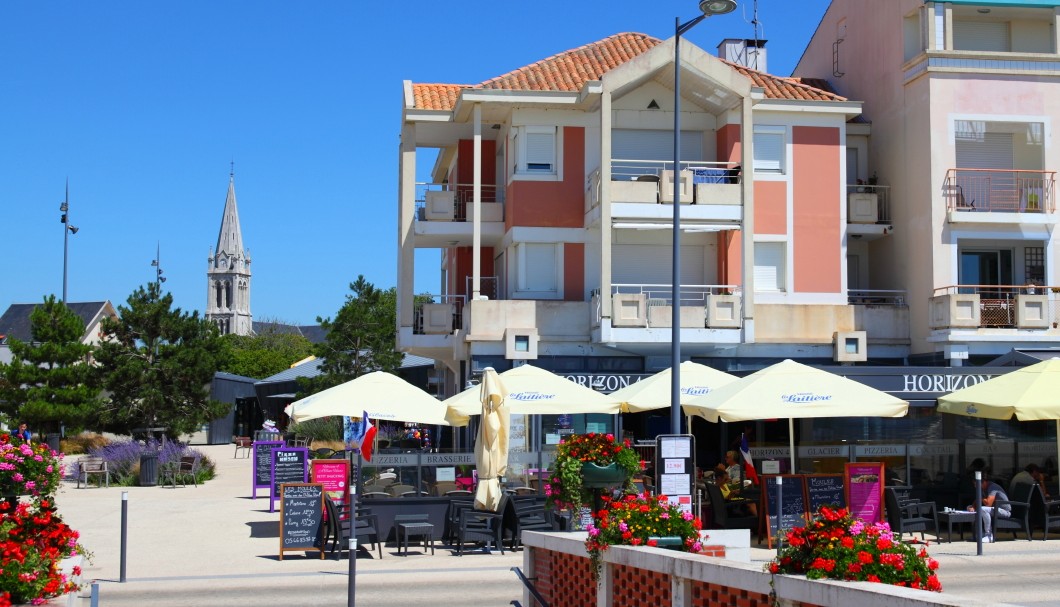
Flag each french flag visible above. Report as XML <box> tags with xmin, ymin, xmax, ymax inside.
<box><xmin>349</xmin><ymin>411</ymin><xmax>378</xmax><ymax>462</ymax></box>
<box><xmin>740</xmin><ymin>433</ymin><xmax>759</xmax><ymax>485</ymax></box>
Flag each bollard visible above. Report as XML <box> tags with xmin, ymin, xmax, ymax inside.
<box><xmin>974</xmin><ymin>471</ymin><xmax>983</xmax><ymax>556</ymax></box>
<box><xmin>120</xmin><ymin>491</ymin><xmax>128</xmax><ymax>582</ymax></box>
<box><xmin>776</xmin><ymin>476</ymin><xmax>784</xmax><ymax>556</ymax></box>
<box><xmin>90</xmin><ymin>582</ymin><xmax>99</xmax><ymax>607</ymax></box>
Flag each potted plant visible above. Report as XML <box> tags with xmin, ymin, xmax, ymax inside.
<box><xmin>0</xmin><ymin>433</ymin><xmax>64</xmax><ymax>503</ymax></box>
<box><xmin>768</xmin><ymin>505</ymin><xmax>941</xmax><ymax>592</ymax></box>
<box><xmin>584</xmin><ymin>492</ymin><xmax>704</xmax><ymax>580</ymax></box>
<box><xmin>0</xmin><ymin>499</ymin><xmax>88</xmax><ymax>605</ymax></box>
<box><xmin>544</xmin><ymin>433</ymin><xmax>641</xmax><ymax>514</ymax></box>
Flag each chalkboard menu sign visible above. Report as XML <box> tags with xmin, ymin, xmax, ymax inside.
<box><xmin>845</xmin><ymin>462</ymin><xmax>885</xmax><ymax>524</ymax></box>
<box><xmin>271</xmin><ymin>448</ymin><xmax>309</xmax><ymax>512</ymax></box>
<box><xmin>762</xmin><ymin>475</ymin><xmax>808</xmax><ymax>548</ymax></box>
<box><xmin>252</xmin><ymin>441</ymin><xmax>284</xmax><ymax>498</ymax></box>
<box><xmin>278</xmin><ymin>483</ymin><xmax>325</xmax><ymax>560</ymax></box>
<box><xmin>806</xmin><ymin>474</ymin><xmax>845</xmax><ymax>512</ymax></box>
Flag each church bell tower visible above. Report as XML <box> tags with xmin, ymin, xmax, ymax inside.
<box><xmin>206</xmin><ymin>170</ymin><xmax>252</xmax><ymax>335</ymax></box>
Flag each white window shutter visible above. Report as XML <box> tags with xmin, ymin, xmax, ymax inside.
<box><xmin>754</xmin><ymin>242</ymin><xmax>785</xmax><ymax>292</ymax></box>
<box><xmin>525</xmin><ymin>127</ymin><xmax>555</xmax><ymax>172</ymax></box>
<box><xmin>753</xmin><ymin>129</ymin><xmax>784</xmax><ymax>173</ymax></box>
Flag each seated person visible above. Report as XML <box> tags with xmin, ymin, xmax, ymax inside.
<box><xmin>967</xmin><ymin>476</ymin><xmax>1010</xmax><ymax>543</ymax></box>
<box><xmin>1011</xmin><ymin>463</ymin><xmax>1051</xmax><ymax>500</ymax></box>
<box><xmin>714</xmin><ymin>468</ymin><xmax>757</xmax><ymax>517</ymax></box>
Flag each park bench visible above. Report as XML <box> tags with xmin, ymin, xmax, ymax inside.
<box><xmin>77</xmin><ymin>456</ymin><xmax>110</xmax><ymax>488</ymax></box>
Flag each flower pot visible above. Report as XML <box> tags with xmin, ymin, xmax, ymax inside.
<box><xmin>581</xmin><ymin>462</ymin><xmax>627</xmax><ymax>489</ymax></box>
<box><xmin>648</xmin><ymin>536</ymin><xmax>685</xmax><ymax>550</ymax></box>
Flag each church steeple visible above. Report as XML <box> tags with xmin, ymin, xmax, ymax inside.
<box><xmin>205</xmin><ymin>170</ymin><xmax>252</xmax><ymax>336</ymax></box>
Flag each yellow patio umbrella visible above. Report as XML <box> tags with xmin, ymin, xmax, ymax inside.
<box><xmin>607</xmin><ymin>361</ymin><xmax>738</xmax><ymax>413</ymax></box>
<box><xmin>474</xmin><ymin>368</ymin><xmax>510</xmax><ymax>512</ymax></box>
<box><xmin>284</xmin><ymin>371</ymin><xmax>449</xmax><ymax>425</ymax></box>
<box><xmin>444</xmin><ymin>364</ymin><xmax>622</xmax><ymax>426</ymax></box>
<box><xmin>685</xmin><ymin>359</ymin><xmax>909</xmax><ymax>471</ymax></box>
<box><xmin>938</xmin><ymin>357</ymin><xmax>1060</xmax><ymax>468</ymax></box>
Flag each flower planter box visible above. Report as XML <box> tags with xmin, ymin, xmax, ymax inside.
<box><xmin>581</xmin><ymin>462</ymin><xmax>627</xmax><ymax>489</ymax></box>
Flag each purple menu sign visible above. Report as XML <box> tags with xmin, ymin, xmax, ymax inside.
<box><xmin>845</xmin><ymin>462</ymin><xmax>885</xmax><ymax>524</ymax></box>
<box><xmin>252</xmin><ymin>441</ymin><xmax>284</xmax><ymax>498</ymax></box>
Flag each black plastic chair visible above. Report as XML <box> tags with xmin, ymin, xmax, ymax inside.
<box><xmin>1026</xmin><ymin>483</ymin><xmax>1060</xmax><ymax>540</ymax></box>
<box><xmin>993</xmin><ymin>482</ymin><xmax>1033</xmax><ymax>541</ymax></box>
<box><xmin>884</xmin><ymin>486</ymin><xmax>938</xmax><ymax>541</ymax></box>
<box><xmin>705</xmin><ymin>483</ymin><xmax>756</xmax><ymax>530</ymax></box>
<box><xmin>454</xmin><ymin>500</ymin><xmax>505</xmax><ymax>555</ymax></box>
<box><xmin>503</xmin><ymin>495</ymin><xmax>554</xmax><ymax>550</ymax></box>
<box><xmin>324</xmin><ymin>498</ymin><xmax>382</xmax><ymax>559</ymax></box>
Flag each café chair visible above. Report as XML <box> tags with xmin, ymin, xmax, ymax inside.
<box><xmin>325</xmin><ymin>498</ymin><xmax>382</xmax><ymax>559</ymax></box>
<box><xmin>389</xmin><ymin>484</ymin><xmax>416</xmax><ymax>497</ymax></box>
<box><xmin>704</xmin><ymin>483</ymin><xmax>756</xmax><ymax>530</ymax></box>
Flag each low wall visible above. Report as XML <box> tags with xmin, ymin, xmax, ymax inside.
<box><xmin>521</xmin><ymin>531</ymin><xmax>1007</xmax><ymax>607</ymax></box>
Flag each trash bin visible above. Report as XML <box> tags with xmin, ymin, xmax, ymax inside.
<box><xmin>45</xmin><ymin>433</ymin><xmax>61</xmax><ymax>453</ymax></box>
<box><xmin>139</xmin><ymin>452</ymin><xmax>159</xmax><ymax>487</ymax></box>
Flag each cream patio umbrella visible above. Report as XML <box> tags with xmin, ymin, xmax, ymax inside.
<box><xmin>444</xmin><ymin>364</ymin><xmax>622</xmax><ymax>426</ymax></box>
<box><xmin>607</xmin><ymin>361</ymin><xmax>738</xmax><ymax>413</ymax></box>
<box><xmin>284</xmin><ymin>371</ymin><xmax>449</xmax><ymax>426</ymax></box>
<box><xmin>937</xmin><ymin>357</ymin><xmax>1060</xmax><ymax>470</ymax></box>
<box><xmin>474</xmin><ymin>368</ymin><xmax>510</xmax><ymax>512</ymax></box>
<box><xmin>685</xmin><ymin>359</ymin><xmax>909</xmax><ymax>471</ymax></box>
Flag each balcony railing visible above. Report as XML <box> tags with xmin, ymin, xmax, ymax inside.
<box><xmin>588</xmin><ymin>160</ymin><xmax>741</xmax><ymax>209</ymax></box>
<box><xmin>464</xmin><ymin>276</ymin><xmax>498</xmax><ymax>301</ymax></box>
<box><xmin>944</xmin><ymin>169</ymin><xmax>1056</xmax><ymax>214</ymax></box>
<box><xmin>610</xmin><ymin>159</ymin><xmax>741</xmax><ymax>183</ymax></box>
<box><xmin>932</xmin><ymin>284</ymin><xmax>1059</xmax><ymax>329</ymax></box>
<box><xmin>847</xmin><ymin>289</ymin><xmax>906</xmax><ymax>306</ymax></box>
<box><xmin>415</xmin><ymin>182</ymin><xmax>504</xmax><ymax>222</ymax></box>
<box><xmin>845</xmin><ymin>185</ymin><xmax>891</xmax><ymax>223</ymax></box>
<box><xmin>412</xmin><ymin>294</ymin><xmax>465</xmax><ymax>335</ymax></box>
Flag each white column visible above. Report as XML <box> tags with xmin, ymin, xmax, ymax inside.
<box><xmin>398</xmin><ymin>123</ymin><xmax>418</xmax><ymax>329</ymax></box>
<box><xmin>473</xmin><ymin>103</ymin><xmax>482</xmax><ymax>299</ymax></box>
<box><xmin>600</xmin><ymin>87</ymin><xmax>613</xmax><ymax>323</ymax></box>
<box><xmin>740</xmin><ymin>96</ymin><xmax>755</xmax><ymax>343</ymax></box>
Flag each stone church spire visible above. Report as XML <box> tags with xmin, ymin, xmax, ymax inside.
<box><xmin>206</xmin><ymin>171</ymin><xmax>252</xmax><ymax>336</ymax></box>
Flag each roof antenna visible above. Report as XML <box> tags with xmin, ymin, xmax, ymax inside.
<box><xmin>230</xmin><ymin>159</ymin><xmax>235</xmax><ymax>180</ymax></box>
<box><xmin>741</xmin><ymin>0</ymin><xmax>763</xmax><ymax>70</ymax></box>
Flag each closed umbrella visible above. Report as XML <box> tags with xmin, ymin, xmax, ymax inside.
<box><xmin>284</xmin><ymin>371</ymin><xmax>449</xmax><ymax>426</ymax></box>
<box><xmin>607</xmin><ymin>361</ymin><xmax>737</xmax><ymax>413</ymax></box>
<box><xmin>474</xmin><ymin>368</ymin><xmax>509</xmax><ymax>512</ymax></box>
<box><xmin>686</xmin><ymin>359</ymin><xmax>909</xmax><ymax>471</ymax></box>
<box><xmin>444</xmin><ymin>364</ymin><xmax>621</xmax><ymax>426</ymax></box>
<box><xmin>937</xmin><ymin>357</ymin><xmax>1060</xmax><ymax>470</ymax></box>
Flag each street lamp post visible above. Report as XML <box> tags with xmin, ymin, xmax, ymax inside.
<box><xmin>59</xmin><ymin>180</ymin><xmax>79</xmax><ymax>303</ymax></box>
<box><xmin>151</xmin><ymin>243</ymin><xmax>166</xmax><ymax>288</ymax></box>
<box><xmin>671</xmin><ymin>0</ymin><xmax>737</xmax><ymax>434</ymax></box>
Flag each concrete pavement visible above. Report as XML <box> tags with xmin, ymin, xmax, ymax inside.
<box><xmin>53</xmin><ymin>442</ymin><xmax>1060</xmax><ymax>606</ymax></box>
<box><xmin>55</xmin><ymin>444</ymin><xmax>524</xmax><ymax>607</ymax></box>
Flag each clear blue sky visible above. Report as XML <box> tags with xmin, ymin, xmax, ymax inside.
<box><xmin>2</xmin><ymin>0</ymin><xmax>829</xmax><ymax>325</ymax></box>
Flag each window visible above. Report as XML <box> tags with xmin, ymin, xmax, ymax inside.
<box><xmin>515</xmin><ymin>242</ymin><xmax>561</xmax><ymax>297</ymax></box>
<box><xmin>753</xmin><ymin>242</ymin><xmax>786</xmax><ymax>292</ymax></box>
<box><xmin>753</xmin><ymin>126</ymin><xmax>785</xmax><ymax>173</ymax></box>
<box><xmin>1025</xmin><ymin>246</ymin><xmax>1044</xmax><ymax>285</ymax></box>
<box><xmin>515</xmin><ymin>126</ymin><xmax>557</xmax><ymax>174</ymax></box>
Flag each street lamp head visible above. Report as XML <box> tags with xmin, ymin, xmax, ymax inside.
<box><xmin>59</xmin><ymin>202</ymin><xmax>68</xmax><ymax>212</ymax></box>
<box><xmin>67</xmin><ymin>225</ymin><xmax>79</xmax><ymax>235</ymax></box>
<box><xmin>699</xmin><ymin>0</ymin><xmax>737</xmax><ymax>16</ymax></box>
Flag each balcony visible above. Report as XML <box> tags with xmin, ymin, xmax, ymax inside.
<box><xmin>930</xmin><ymin>285</ymin><xmax>1059</xmax><ymax>330</ymax></box>
<box><xmin>944</xmin><ymin>169</ymin><xmax>1057</xmax><ymax>224</ymax></box>
<box><xmin>587</xmin><ymin>160</ymin><xmax>743</xmax><ymax>225</ymax></box>
<box><xmin>412</xmin><ymin>294</ymin><xmax>466</xmax><ymax>335</ymax></box>
<box><xmin>413</xmin><ymin>182</ymin><xmax>506</xmax><ymax>248</ymax></box>
<box><xmin>597</xmin><ymin>284</ymin><xmax>742</xmax><ymax>330</ymax></box>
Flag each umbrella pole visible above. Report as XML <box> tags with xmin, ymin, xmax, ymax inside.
<box><xmin>788</xmin><ymin>418</ymin><xmax>796</xmax><ymax>473</ymax></box>
<box><xmin>1056</xmin><ymin>420</ymin><xmax>1059</xmax><ymax>482</ymax></box>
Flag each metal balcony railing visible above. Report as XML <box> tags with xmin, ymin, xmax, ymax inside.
<box><xmin>944</xmin><ymin>169</ymin><xmax>1056</xmax><ymax>214</ymax></box>
<box><xmin>611</xmin><ymin>283</ymin><xmax>739</xmax><ymax>306</ymax></box>
<box><xmin>933</xmin><ymin>284</ymin><xmax>1060</xmax><ymax>329</ymax></box>
<box><xmin>847</xmin><ymin>289</ymin><xmax>906</xmax><ymax>305</ymax></box>
<box><xmin>414</xmin><ymin>182</ymin><xmax>504</xmax><ymax>222</ymax></box>
<box><xmin>412</xmin><ymin>294</ymin><xmax>465</xmax><ymax>335</ymax></box>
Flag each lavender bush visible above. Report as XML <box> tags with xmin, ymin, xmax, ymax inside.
<box><xmin>89</xmin><ymin>439</ymin><xmax>215</xmax><ymax>486</ymax></box>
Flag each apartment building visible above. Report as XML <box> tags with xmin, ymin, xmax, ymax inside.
<box><xmin>795</xmin><ymin>0</ymin><xmax>1060</xmax><ymax>365</ymax></box>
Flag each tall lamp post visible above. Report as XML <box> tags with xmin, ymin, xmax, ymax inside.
<box><xmin>151</xmin><ymin>243</ymin><xmax>166</xmax><ymax>288</ymax></box>
<box><xmin>671</xmin><ymin>0</ymin><xmax>737</xmax><ymax>434</ymax></box>
<box><xmin>59</xmin><ymin>181</ymin><xmax>79</xmax><ymax>303</ymax></box>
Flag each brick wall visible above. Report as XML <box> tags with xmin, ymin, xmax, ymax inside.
<box><xmin>533</xmin><ymin>546</ymin><xmax>596</xmax><ymax>607</ymax></box>
<box><xmin>612</xmin><ymin>564</ymin><xmax>670</xmax><ymax>607</ymax></box>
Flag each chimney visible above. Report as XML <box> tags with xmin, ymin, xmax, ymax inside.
<box><xmin>717</xmin><ymin>38</ymin><xmax>767</xmax><ymax>73</ymax></box>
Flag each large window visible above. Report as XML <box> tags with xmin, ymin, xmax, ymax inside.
<box><xmin>753</xmin><ymin>126</ymin><xmax>785</xmax><ymax>174</ymax></box>
<box><xmin>754</xmin><ymin>242</ymin><xmax>786</xmax><ymax>292</ymax></box>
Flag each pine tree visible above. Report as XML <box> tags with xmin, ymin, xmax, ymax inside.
<box><xmin>0</xmin><ymin>295</ymin><xmax>102</xmax><ymax>434</ymax></box>
<box><xmin>95</xmin><ymin>283</ymin><xmax>230</xmax><ymax>436</ymax></box>
<box><xmin>301</xmin><ymin>276</ymin><xmax>402</xmax><ymax>394</ymax></box>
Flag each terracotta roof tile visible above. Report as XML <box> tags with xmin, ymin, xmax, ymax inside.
<box><xmin>409</xmin><ymin>33</ymin><xmax>846</xmax><ymax>111</ymax></box>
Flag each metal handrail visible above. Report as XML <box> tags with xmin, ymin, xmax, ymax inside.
<box><xmin>944</xmin><ymin>168</ymin><xmax>1056</xmax><ymax>213</ymax></box>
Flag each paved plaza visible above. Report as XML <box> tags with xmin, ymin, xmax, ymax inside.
<box><xmin>54</xmin><ymin>443</ymin><xmax>1060</xmax><ymax>606</ymax></box>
